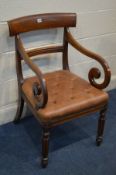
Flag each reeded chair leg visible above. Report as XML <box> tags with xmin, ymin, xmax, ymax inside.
<box><xmin>14</xmin><ymin>95</ymin><xmax>24</xmax><ymax>123</ymax></box>
<box><xmin>41</xmin><ymin>127</ymin><xmax>50</xmax><ymax>168</ymax></box>
<box><xmin>96</xmin><ymin>105</ymin><xmax>107</xmax><ymax>146</ymax></box>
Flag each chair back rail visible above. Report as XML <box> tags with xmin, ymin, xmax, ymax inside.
<box><xmin>27</xmin><ymin>45</ymin><xmax>64</xmax><ymax>57</ymax></box>
<box><xmin>8</xmin><ymin>13</ymin><xmax>76</xmax><ymax>36</ymax></box>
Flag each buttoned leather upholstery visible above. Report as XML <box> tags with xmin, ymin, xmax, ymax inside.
<box><xmin>22</xmin><ymin>70</ymin><xmax>108</xmax><ymax>123</ymax></box>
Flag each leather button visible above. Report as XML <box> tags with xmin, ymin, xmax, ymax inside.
<box><xmin>70</xmin><ymin>96</ymin><xmax>74</xmax><ymax>100</ymax></box>
<box><xmin>55</xmin><ymin>83</ymin><xmax>59</xmax><ymax>86</ymax></box>
<box><xmin>86</xmin><ymin>89</ymin><xmax>91</xmax><ymax>94</ymax></box>
<box><xmin>53</xmin><ymin>100</ymin><xmax>57</xmax><ymax>104</ymax></box>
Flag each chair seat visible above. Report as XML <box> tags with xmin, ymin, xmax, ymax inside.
<box><xmin>22</xmin><ymin>70</ymin><xmax>108</xmax><ymax>123</ymax></box>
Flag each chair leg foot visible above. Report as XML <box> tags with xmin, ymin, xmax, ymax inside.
<box><xmin>41</xmin><ymin>127</ymin><xmax>50</xmax><ymax>168</ymax></box>
<box><xmin>14</xmin><ymin>96</ymin><xmax>24</xmax><ymax>124</ymax></box>
<box><xmin>96</xmin><ymin>105</ymin><xmax>107</xmax><ymax>146</ymax></box>
<box><xmin>41</xmin><ymin>158</ymin><xmax>48</xmax><ymax>168</ymax></box>
<box><xmin>96</xmin><ymin>137</ymin><xmax>102</xmax><ymax>146</ymax></box>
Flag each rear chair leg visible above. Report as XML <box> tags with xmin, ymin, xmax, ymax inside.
<box><xmin>96</xmin><ymin>105</ymin><xmax>107</xmax><ymax>146</ymax></box>
<box><xmin>14</xmin><ymin>95</ymin><xmax>24</xmax><ymax>123</ymax></box>
<box><xmin>41</xmin><ymin>127</ymin><xmax>50</xmax><ymax>168</ymax></box>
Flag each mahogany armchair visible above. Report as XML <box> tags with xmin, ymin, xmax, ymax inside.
<box><xmin>8</xmin><ymin>13</ymin><xmax>111</xmax><ymax>168</ymax></box>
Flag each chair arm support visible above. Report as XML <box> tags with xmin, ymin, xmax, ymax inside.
<box><xmin>16</xmin><ymin>36</ymin><xmax>48</xmax><ymax>109</ymax></box>
<box><xmin>66</xmin><ymin>30</ymin><xmax>111</xmax><ymax>89</ymax></box>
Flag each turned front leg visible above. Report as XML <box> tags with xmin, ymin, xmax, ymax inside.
<box><xmin>96</xmin><ymin>105</ymin><xmax>107</xmax><ymax>146</ymax></box>
<box><xmin>41</xmin><ymin>127</ymin><xmax>50</xmax><ymax>168</ymax></box>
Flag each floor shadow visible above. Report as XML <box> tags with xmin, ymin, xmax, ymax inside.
<box><xmin>22</xmin><ymin>115</ymin><xmax>95</xmax><ymax>153</ymax></box>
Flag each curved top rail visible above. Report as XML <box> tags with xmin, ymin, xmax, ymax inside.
<box><xmin>8</xmin><ymin>13</ymin><xmax>76</xmax><ymax>36</ymax></box>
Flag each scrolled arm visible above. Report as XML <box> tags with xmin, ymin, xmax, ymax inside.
<box><xmin>66</xmin><ymin>30</ymin><xmax>111</xmax><ymax>89</ymax></box>
<box><xmin>16</xmin><ymin>36</ymin><xmax>48</xmax><ymax>109</ymax></box>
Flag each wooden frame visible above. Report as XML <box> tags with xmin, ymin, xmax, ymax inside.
<box><xmin>8</xmin><ymin>13</ymin><xmax>111</xmax><ymax>168</ymax></box>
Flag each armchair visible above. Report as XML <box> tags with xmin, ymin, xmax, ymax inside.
<box><xmin>8</xmin><ymin>13</ymin><xmax>111</xmax><ymax>168</ymax></box>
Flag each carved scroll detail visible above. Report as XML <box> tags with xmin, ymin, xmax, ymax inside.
<box><xmin>32</xmin><ymin>81</ymin><xmax>48</xmax><ymax>110</ymax></box>
<box><xmin>66</xmin><ymin>30</ymin><xmax>111</xmax><ymax>89</ymax></box>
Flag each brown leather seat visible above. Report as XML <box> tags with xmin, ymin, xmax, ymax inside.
<box><xmin>8</xmin><ymin>13</ymin><xmax>111</xmax><ymax>168</ymax></box>
<box><xmin>22</xmin><ymin>70</ymin><xmax>108</xmax><ymax>123</ymax></box>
